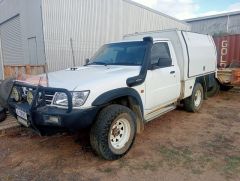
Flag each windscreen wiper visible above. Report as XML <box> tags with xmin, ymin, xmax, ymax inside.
<box><xmin>86</xmin><ymin>62</ymin><xmax>108</xmax><ymax>66</ymax></box>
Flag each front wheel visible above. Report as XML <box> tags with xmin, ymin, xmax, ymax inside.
<box><xmin>184</xmin><ymin>83</ymin><xmax>204</xmax><ymax>112</ymax></box>
<box><xmin>90</xmin><ymin>105</ymin><xmax>136</xmax><ymax>160</ymax></box>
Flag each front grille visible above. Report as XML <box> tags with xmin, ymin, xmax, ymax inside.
<box><xmin>45</xmin><ymin>91</ymin><xmax>55</xmax><ymax>105</ymax></box>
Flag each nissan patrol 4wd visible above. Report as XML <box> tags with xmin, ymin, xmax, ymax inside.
<box><xmin>7</xmin><ymin>30</ymin><xmax>218</xmax><ymax>160</ymax></box>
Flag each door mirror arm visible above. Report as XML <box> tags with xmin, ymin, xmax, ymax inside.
<box><xmin>150</xmin><ymin>64</ymin><xmax>159</xmax><ymax>70</ymax></box>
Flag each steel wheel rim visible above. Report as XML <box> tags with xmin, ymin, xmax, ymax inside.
<box><xmin>194</xmin><ymin>89</ymin><xmax>202</xmax><ymax>107</ymax></box>
<box><xmin>109</xmin><ymin>118</ymin><xmax>131</xmax><ymax>150</ymax></box>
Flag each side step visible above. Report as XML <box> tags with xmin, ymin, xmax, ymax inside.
<box><xmin>145</xmin><ymin>105</ymin><xmax>176</xmax><ymax>122</ymax></box>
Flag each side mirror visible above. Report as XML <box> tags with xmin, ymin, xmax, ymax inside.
<box><xmin>150</xmin><ymin>64</ymin><xmax>159</xmax><ymax>70</ymax></box>
<box><xmin>157</xmin><ymin>58</ymin><xmax>162</xmax><ymax>66</ymax></box>
<box><xmin>157</xmin><ymin>58</ymin><xmax>172</xmax><ymax>67</ymax></box>
<box><xmin>150</xmin><ymin>58</ymin><xmax>162</xmax><ymax>70</ymax></box>
<box><xmin>85</xmin><ymin>58</ymin><xmax>90</xmax><ymax>65</ymax></box>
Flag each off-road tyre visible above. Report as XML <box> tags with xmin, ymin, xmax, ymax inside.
<box><xmin>184</xmin><ymin>83</ymin><xmax>204</xmax><ymax>113</ymax></box>
<box><xmin>90</xmin><ymin>104</ymin><xmax>136</xmax><ymax>160</ymax></box>
<box><xmin>207</xmin><ymin>79</ymin><xmax>220</xmax><ymax>97</ymax></box>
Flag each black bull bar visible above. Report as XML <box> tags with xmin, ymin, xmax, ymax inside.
<box><xmin>7</xmin><ymin>81</ymin><xmax>74</xmax><ymax>134</ymax></box>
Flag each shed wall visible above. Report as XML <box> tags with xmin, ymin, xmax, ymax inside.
<box><xmin>41</xmin><ymin>0</ymin><xmax>190</xmax><ymax>71</ymax></box>
<box><xmin>0</xmin><ymin>0</ymin><xmax>45</xmax><ymax>66</ymax></box>
<box><xmin>187</xmin><ymin>14</ymin><xmax>240</xmax><ymax>35</ymax></box>
<box><xmin>0</xmin><ymin>15</ymin><xmax>24</xmax><ymax>65</ymax></box>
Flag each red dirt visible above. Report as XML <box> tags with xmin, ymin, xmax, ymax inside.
<box><xmin>0</xmin><ymin>91</ymin><xmax>240</xmax><ymax>181</ymax></box>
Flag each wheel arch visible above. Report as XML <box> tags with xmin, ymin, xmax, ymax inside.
<box><xmin>195</xmin><ymin>75</ymin><xmax>209</xmax><ymax>99</ymax></box>
<box><xmin>195</xmin><ymin>73</ymin><xmax>218</xmax><ymax>99</ymax></box>
<box><xmin>92</xmin><ymin>88</ymin><xmax>144</xmax><ymax>133</ymax></box>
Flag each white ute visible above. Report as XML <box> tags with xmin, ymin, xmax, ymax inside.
<box><xmin>8</xmin><ymin>30</ymin><xmax>217</xmax><ymax>160</ymax></box>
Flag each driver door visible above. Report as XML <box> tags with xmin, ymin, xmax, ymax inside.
<box><xmin>145</xmin><ymin>41</ymin><xmax>180</xmax><ymax>111</ymax></box>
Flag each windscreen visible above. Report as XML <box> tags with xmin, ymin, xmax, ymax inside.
<box><xmin>89</xmin><ymin>42</ymin><xmax>147</xmax><ymax>66</ymax></box>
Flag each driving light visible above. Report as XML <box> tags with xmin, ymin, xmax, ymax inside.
<box><xmin>27</xmin><ymin>90</ymin><xmax>34</xmax><ymax>105</ymax></box>
<box><xmin>11</xmin><ymin>86</ymin><xmax>22</xmax><ymax>102</ymax></box>
<box><xmin>53</xmin><ymin>91</ymin><xmax>90</xmax><ymax>108</ymax></box>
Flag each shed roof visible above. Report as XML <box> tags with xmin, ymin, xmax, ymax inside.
<box><xmin>185</xmin><ymin>11</ymin><xmax>240</xmax><ymax>22</ymax></box>
<box><xmin>123</xmin><ymin>0</ymin><xmax>189</xmax><ymax>26</ymax></box>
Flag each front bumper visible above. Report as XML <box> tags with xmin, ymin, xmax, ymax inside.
<box><xmin>7</xmin><ymin>82</ymin><xmax>99</xmax><ymax>135</ymax></box>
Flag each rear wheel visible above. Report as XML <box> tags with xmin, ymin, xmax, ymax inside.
<box><xmin>184</xmin><ymin>83</ymin><xmax>204</xmax><ymax>112</ymax></box>
<box><xmin>207</xmin><ymin>79</ymin><xmax>220</xmax><ymax>97</ymax></box>
<box><xmin>90</xmin><ymin>105</ymin><xmax>136</xmax><ymax>160</ymax></box>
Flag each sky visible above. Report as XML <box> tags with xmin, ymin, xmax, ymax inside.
<box><xmin>132</xmin><ymin>0</ymin><xmax>240</xmax><ymax>20</ymax></box>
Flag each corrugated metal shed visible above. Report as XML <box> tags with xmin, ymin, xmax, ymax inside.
<box><xmin>41</xmin><ymin>0</ymin><xmax>190</xmax><ymax>71</ymax></box>
<box><xmin>214</xmin><ymin>34</ymin><xmax>240</xmax><ymax>68</ymax></box>
<box><xmin>185</xmin><ymin>11</ymin><xmax>240</xmax><ymax>35</ymax></box>
<box><xmin>0</xmin><ymin>0</ymin><xmax>46</xmax><ymax>79</ymax></box>
<box><xmin>0</xmin><ymin>0</ymin><xmax>190</xmax><ymax>76</ymax></box>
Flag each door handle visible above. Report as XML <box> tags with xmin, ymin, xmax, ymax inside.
<box><xmin>170</xmin><ymin>71</ymin><xmax>175</xmax><ymax>74</ymax></box>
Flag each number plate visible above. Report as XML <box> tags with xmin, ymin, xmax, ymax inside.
<box><xmin>17</xmin><ymin>116</ymin><xmax>30</xmax><ymax>127</ymax></box>
<box><xmin>16</xmin><ymin>108</ymin><xmax>28</xmax><ymax>120</ymax></box>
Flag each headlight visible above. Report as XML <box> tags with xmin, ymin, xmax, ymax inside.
<box><xmin>11</xmin><ymin>86</ymin><xmax>22</xmax><ymax>102</ymax></box>
<box><xmin>53</xmin><ymin>91</ymin><xmax>90</xmax><ymax>108</ymax></box>
<box><xmin>27</xmin><ymin>90</ymin><xmax>34</xmax><ymax>105</ymax></box>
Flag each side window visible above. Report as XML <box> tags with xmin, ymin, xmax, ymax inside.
<box><xmin>151</xmin><ymin>42</ymin><xmax>172</xmax><ymax>68</ymax></box>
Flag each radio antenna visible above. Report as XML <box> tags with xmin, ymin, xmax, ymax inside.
<box><xmin>70</xmin><ymin>38</ymin><xmax>76</xmax><ymax>67</ymax></box>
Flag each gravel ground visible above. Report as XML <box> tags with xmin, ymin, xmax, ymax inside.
<box><xmin>0</xmin><ymin>90</ymin><xmax>240</xmax><ymax>181</ymax></box>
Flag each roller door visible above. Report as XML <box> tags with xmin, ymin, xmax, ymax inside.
<box><xmin>0</xmin><ymin>15</ymin><xmax>24</xmax><ymax>65</ymax></box>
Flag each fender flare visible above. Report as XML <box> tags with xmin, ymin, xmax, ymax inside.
<box><xmin>92</xmin><ymin>87</ymin><xmax>143</xmax><ymax>115</ymax></box>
